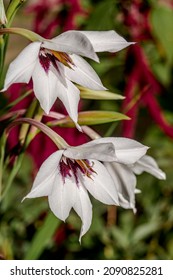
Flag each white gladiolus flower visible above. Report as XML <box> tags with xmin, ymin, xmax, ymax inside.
<box><xmin>23</xmin><ymin>137</ymin><xmax>148</xmax><ymax>241</ymax></box>
<box><xmin>1</xmin><ymin>30</ymin><xmax>134</xmax><ymax>129</ymax></box>
<box><xmin>105</xmin><ymin>155</ymin><xmax>166</xmax><ymax>213</ymax></box>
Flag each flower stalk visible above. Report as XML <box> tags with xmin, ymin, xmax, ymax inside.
<box><xmin>0</xmin><ymin>27</ymin><xmax>44</xmax><ymax>41</ymax></box>
<box><xmin>7</xmin><ymin>118</ymin><xmax>69</xmax><ymax>149</ymax></box>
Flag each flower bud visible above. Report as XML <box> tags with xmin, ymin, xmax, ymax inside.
<box><xmin>0</xmin><ymin>0</ymin><xmax>7</xmax><ymax>25</ymax></box>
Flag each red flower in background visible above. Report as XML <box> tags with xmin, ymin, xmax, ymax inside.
<box><xmin>121</xmin><ymin>0</ymin><xmax>173</xmax><ymax>138</ymax></box>
<box><xmin>26</xmin><ymin>0</ymin><xmax>87</xmax><ymax>37</ymax></box>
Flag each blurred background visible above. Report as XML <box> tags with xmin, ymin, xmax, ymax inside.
<box><xmin>0</xmin><ymin>0</ymin><xmax>173</xmax><ymax>260</ymax></box>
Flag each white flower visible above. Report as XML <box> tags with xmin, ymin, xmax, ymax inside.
<box><xmin>105</xmin><ymin>155</ymin><xmax>166</xmax><ymax>213</ymax></box>
<box><xmin>1</xmin><ymin>30</ymin><xmax>134</xmax><ymax>128</ymax></box>
<box><xmin>23</xmin><ymin>137</ymin><xmax>147</xmax><ymax>241</ymax></box>
<box><xmin>0</xmin><ymin>0</ymin><xmax>7</xmax><ymax>25</ymax></box>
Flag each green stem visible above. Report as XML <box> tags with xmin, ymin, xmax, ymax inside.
<box><xmin>0</xmin><ymin>152</ymin><xmax>24</xmax><ymax>201</ymax></box>
<box><xmin>2</xmin><ymin>89</ymin><xmax>33</xmax><ymax>111</ymax></box>
<box><xmin>24</xmin><ymin>212</ymin><xmax>61</xmax><ymax>260</ymax></box>
<box><xmin>0</xmin><ymin>27</ymin><xmax>44</xmax><ymax>41</ymax></box>
<box><xmin>0</xmin><ymin>132</ymin><xmax>6</xmax><ymax>199</ymax></box>
<box><xmin>0</xmin><ymin>36</ymin><xmax>5</xmax><ymax>87</ymax></box>
<box><xmin>0</xmin><ymin>1</ymin><xmax>27</xmax><ymax>88</ymax></box>
<box><xmin>104</xmin><ymin>122</ymin><xmax>118</xmax><ymax>137</ymax></box>
<box><xmin>8</xmin><ymin>118</ymin><xmax>68</xmax><ymax>149</ymax></box>
<box><xmin>6</xmin><ymin>0</ymin><xmax>26</xmax><ymax>27</ymax></box>
<box><xmin>19</xmin><ymin>99</ymin><xmax>39</xmax><ymax>145</ymax></box>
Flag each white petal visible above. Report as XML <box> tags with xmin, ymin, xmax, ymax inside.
<box><xmin>64</xmin><ymin>142</ymin><xmax>116</xmax><ymax>162</ymax></box>
<box><xmin>42</xmin><ymin>30</ymin><xmax>99</xmax><ymax>62</ymax></box>
<box><xmin>81</xmin><ymin>160</ymin><xmax>119</xmax><ymax>205</ymax></box>
<box><xmin>56</xmin><ymin>79</ymin><xmax>80</xmax><ymax>126</ymax></box>
<box><xmin>73</xmin><ymin>184</ymin><xmax>92</xmax><ymax>242</ymax></box>
<box><xmin>132</xmin><ymin>155</ymin><xmax>166</xmax><ymax>180</ymax></box>
<box><xmin>111</xmin><ymin>138</ymin><xmax>149</xmax><ymax>164</ymax></box>
<box><xmin>105</xmin><ymin>162</ymin><xmax>137</xmax><ymax>212</ymax></box>
<box><xmin>65</xmin><ymin>54</ymin><xmax>106</xmax><ymax>90</ymax></box>
<box><xmin>50</xmin><ymin>61</ymin><xmax>67</xmax><ymax>88</ymax></box>
<box><xmin>81</xmin><ymin>137</ymin><xmax>148</xmax><ymax>164</ymax></box>
<box><xmin>80</xmin><ymin>30</ymin><xmax>135</xmax><ymax>52</ymax></box>
<box><xmin>32</xmin><ymin>60</ymin><xmax>59</xmax><ymax>114</ymax></box>
<box><xmin>2</xmin><ymin>42</ymin><xmax>41</xmax><ymax>91</ymax></box>
<box><xmin>48</xmin><ymin>173</ymin><xmax>76</xmax><ymax>222</ymax></box>
<box><xmin>23</xmin><ymin>151</ymin><xmax>63</xmax><ymax>199</ymax></box>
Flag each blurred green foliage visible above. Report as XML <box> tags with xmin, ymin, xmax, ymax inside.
<box><xmin>0</xmin><ymin>0</ymin><xmax>173</xmax><ymax>260</ymax></box>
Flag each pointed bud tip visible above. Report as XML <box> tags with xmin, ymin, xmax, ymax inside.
<box><xmin>159</xmin><ymin>171</ymin><xmax>166</xmax><ymax>180</ymax></box>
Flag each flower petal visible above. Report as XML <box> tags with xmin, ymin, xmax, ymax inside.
<box><xmin>73</xmin><ymin>184</ymin><xmax>92</xmax><ymax>242</ymax></box>
<box><xmin>79</xmin><ymin>137</ymin><xmax>148</xmax><ymax>164</ymax></box>
<box><xmin>48</xmin><ymin>173</ymin><xmax>77</xmax><ymax>222</ymax></box>
<box><xmin>81</xmin><ymin>160</ymin><xmax>119</xmax><ymax>205</ymax></box>
<box><xmin>23</xmin><ymin>151</ymin><xmax>63</xmax><ymax>199</ymax></box>
<box><xmin>42</xmin><ymin>30</ymin><xmax>99</xmax><ymax>62</ymax></box>
<box><xmin>56</xmin><ymin>79</ymin><xmax>80</xmax><ymax>128</ymax></box>
<box><xmin>65</xmin><ymin>54</ymin><xmax>106</xmax><ymax>91</ymax></box>
<box><xmin>64</xmin><ymin>142</ymin><xmax>116</xmax><ymax>162</ymax></box>
<box><xmin>32</xmin><ymin>59</ymin><xmax>59</xmax><ymax>114</ymax></box>
<box><xmin>48</xmin><ymin>164</ymin><xmax>92</xmax><ymax>241</ymax></box>
<box><xmin>80</xmin><ymin>30</ymin><xmax>135</xmax><ymax>52</ymax></box>
<box><xmin>111</xmin><ymin>137</ymin><xmax>149</xmax><ymax>164</ymax></box>
<box><xmin>2</xmin><ymin>42</ymin><xmax>41</xmax><ymax>91</ymax></box>
<box><xmin>105</xmin><ymin>162</ymin><xmax>137</xmax><ymax>212</ymax></box>
<box><xmin>132</xmin><ymin>155</ymin><xmax>166</xmax><ymax>180</ymax></box>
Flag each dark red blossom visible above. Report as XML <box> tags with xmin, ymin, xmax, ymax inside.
<box><xmin>121</xmin><ymin>1</ymin><xmax>173</xmax><ymax>139</ymax></box>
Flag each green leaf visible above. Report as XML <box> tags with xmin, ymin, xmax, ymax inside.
<box><xmin>150</xmin><ymin>5</ymin><xmax>173</xmax><ymax>63</ymax></box>
<box><xmin>132</xmin><ymin>222</ymin><xmax>160</xmax><ymax>243</ymax></box>
<box><xmin>24</xmin><ymin>212</ymin><xmax>61</xmax><ymax>260</ymax></box>
<box><xmin>85</xmin><ymin>0</ymin><xmax>116</xmax><ymax>30</ymax></box>
<box><xmin>49</xmin><ymin>111</ymin><xmax>130</xmax><ymax>127</ymax></box>
<box><xmin>110</xmin><ymin>227</ymin><xmax>129</xmax><ymax>249</ymax></box>
<box><xmin>6</xmin><ymin>0</ymin><xmax>26</xmax><ymax>26</ymax></box>
<box><xmin>152</xmin><ymin>61</ymin><xmax>171</xmax><ymax>86</ymax></box>
<box><xmin>79</xmin><ymin>86</ymin><xmax>124</xmax><ymax>100</ymax></box>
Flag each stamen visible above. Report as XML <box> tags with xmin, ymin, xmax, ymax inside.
<box><xmin>59</xmin><ymin>157</ymin><xmax>96</xmax><ymax>186</ymax></box>
<box><xmin>39</xmin><ymin>48</ymin><xmax>75</xmax><ymax>74</ymax></box>
<box><xmin>51</xmin><ymin>50</ymin><xmax>75</xmax><ymax>68</ymax></box>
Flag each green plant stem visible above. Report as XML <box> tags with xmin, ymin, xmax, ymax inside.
<box><xmin>19</xmin><ymin>99</ymin><xmax>39</xmax><ymax>144</ymax></box>
<box><xmin>0</xmin><ymin>132</ymin><xmax>6</xmax><ymax>199</ymax></box>
<box><xmin>0</xmin><ymin>36</ymin><xmax>5</xmax><ymax>88</ymax></box>
<box><xmin>104</xmin><ymin>122</ymin><xmax>118</xmax><ymax>137</ymax></box>
<box><xmin>6</xmin><ymin>0</ymin><xmax>26</xmax><ymax>27</ymax></box>
<box><xmin>0</xmin><ymin>0</ymin><xmax>26</xmax><ymax>87</ymax></box>
<box><xmin>24</xmin><ymin>212</ymin><xmax>61</xmax><ymax>260</ymax></box>
<box><xmin>0</xmin><ymin>153</ymin><xmax>24</xmax><ymax>201</ymax></box>
<box><xmin>1</xmin><ymin>89</ymin><xmax>33</xmax><ymax>112</ymax></box>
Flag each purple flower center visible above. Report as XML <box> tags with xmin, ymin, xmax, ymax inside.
<box><xmin>39</xmin><ymin>52</ymin><xmax>50</xmax><ymax>73</ymax></box>
<box><xmin>39</xmin><ymin>47</ymin><xmax>74</xmax><ymax>74</ymax></box>
<box><xmin>59</xmin><ymin>157</ymin><xmax>96</xmax><ymax>186</ymax></box>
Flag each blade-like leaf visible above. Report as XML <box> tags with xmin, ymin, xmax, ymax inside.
<box><xmin>24</xmin><ymin>212</ymin><xmax>61</xmax><ymax>260</ymax></box>
<box><xmin>49</xmin><ymin>111</ymin><xmax>130</xmax><ymax>127</ymax></box>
